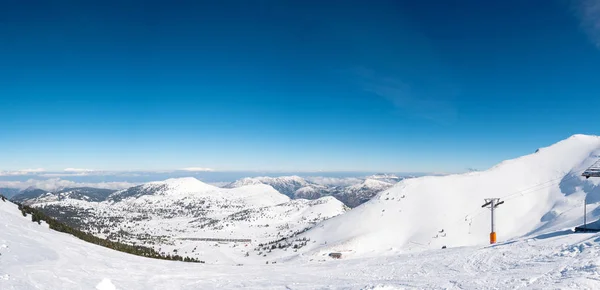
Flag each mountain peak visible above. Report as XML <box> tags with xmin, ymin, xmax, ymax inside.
<box><xmin>151</xmin><ymin>177</ymin><xmax>217</xmax><ymax>192</ymax></box>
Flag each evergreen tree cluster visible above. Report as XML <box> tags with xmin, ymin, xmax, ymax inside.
<box><xmin>254</xmin><ymin>233</ymin><xmax>312</xmax><ymax>256</ymax></box>
<box><xmin>15</xmin><ymin>203</ymin><xmax>204</xmax><ymax>263</ymax></box>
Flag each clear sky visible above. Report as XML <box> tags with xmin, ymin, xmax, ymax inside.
<box><xmin>1</xmin><ymin>0</ymin><xmax>600</xmax><ymax>173</ymax></box>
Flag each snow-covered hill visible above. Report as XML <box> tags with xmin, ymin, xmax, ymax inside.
<box><xmin>294</xmin><ymin>134</ymin><xmax>600</xmax><ymax>259</ymax></box>
<box><xmin>30</xmin><ymin>177</ymin><xmax>347</xmax><ymax>264</ymax></box>
<box><xmin>107</xmin><ymin>177</ymin><xmax>218</xmax><ymax>202</ymax></box>
<box><xmin>11</xmin><ymin>187</ymin><xmax>116</xmax><ymax>205</ymax></box>
<box><xmin>225</xmin><ymin>175</ymin><xmax>399</xmax><ymax>207</ymax></box>
<box><xmin>366</xmin><ymin>173</ymin><xmax>404</xmax><ymax>184</ymax></box>
<box><xmin>332</xmin><ymin>178</ymin><xmax>395</xmax><ymax>207</ymax></box>
<box><xmin>5</xmin><ymin>135</ymin><xmax>600</xmax><ymax>288</ymax></box>
<box><xmin>10</xmin><ymin>188</ymin><xmax>50</xmax><ymax>204</ymax></box>
<box><xmin>224</xmin><ymin>176</ymin><xmax>314</xmax><ymax>198</ymax></box>
<box><xmin>3</xmin><ymin>193</ymin><xmax>600</xmax><ymax>289</ymax></box>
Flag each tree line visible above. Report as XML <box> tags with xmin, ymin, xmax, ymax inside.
<box><xmin>13</xmin><ymin>201</ymin><xmax>204</xmax><ymax>263</ymax></box>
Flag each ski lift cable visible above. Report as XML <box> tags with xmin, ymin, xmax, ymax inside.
<box><xmin>460</xmin><ymin>172</ymin><xmax>584</xmax><ymax>223</ymax></box>
<box><xmin>436</xmin><ymin>169</ymin><xmax>588</xmax><ymax>238</ymax></box>
<box><xmin>500</xmin><ymin>171</ymin><xmax>583</xmax><ymax>200</ymax></box>
<box><xmin>413</xmin><ymin>168</ymin><xmax>591</xmax><ymax>247</ymax></box>
<box><xmin>436</xmin><ymin>177</ymin><xmax>567</xmax><ymax>235</ymax></box>
<box><xmin>502</xmin><ymin>172</ymin><xmax>584</xmax><ymax>202</ymax></box>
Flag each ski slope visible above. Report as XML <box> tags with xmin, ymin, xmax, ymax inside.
<box><xmin>2</xmin><ymin>197</ymin><xmax>600</xmax><ymax>289</ymax></box>
<box><xmin>296</xmin><ymin>134</ymin><xmax>600</xmax><ymax>258</ymax></box>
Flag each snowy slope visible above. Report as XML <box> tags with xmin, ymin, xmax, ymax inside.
<box><xmin>333</xmin><ymin>178</ymin><xmax>395</xmax><ymax>207</ymax></box>
<box><xmin>10</xmin><ymin>188</ymin><xmax>49</xmax><ymax>204</ymax></box>
<box><xmin>296</xmin><ymin>134</ymin><xmax>600</xmax><ymax>258</ymax></box>
<box><xmin>3</xmin><ymin>197</ymin><xmax>600</xmax><ymax>289</ymax></box>
<box><xmin>225</xmin><ymin>175</ymin><xmax>399</xmax><ymax>206</ymax></box>
<box><xmin>107</xmin><ymin>177</ymin><xmax>219</xmax><ymax>202</ymax></box>
<box><xmin>224</xmin><ymin>176</ymin><xmax>312</xmax><ymax>198</ymax></box>
<box><xmin>31</xmin><ymin>178</ymin><xmax>347</xmax><ymax>264</ymax></box>
<box><xmin>14</xmin><ymin>187</ymin><xmax>116</xmax><ymax>205</ymax></box>
<box><xmin>366</xmin><ymin>173</ymin><xmax>404</xmax><ymax>184</ymax></box>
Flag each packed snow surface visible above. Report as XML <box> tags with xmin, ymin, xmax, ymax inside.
<box><xmin>298</xmin><ymin>134</ymin><xmax>600</xmax><ymax>258</ymax></box>
<box><xmin>3</xmin><ymin>198</ymin><xmax>600</xmax><ymax>289</ymax></box>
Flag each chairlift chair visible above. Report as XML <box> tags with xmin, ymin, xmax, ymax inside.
<box><xmin>583</xmin><ymin>159</ymin><xmax>600</xmax><ymax>179</ymax></box>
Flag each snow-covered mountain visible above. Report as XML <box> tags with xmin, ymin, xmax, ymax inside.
<box><xmin>4</xmin><ymin>174</ymin><xmax>600</xmax><ymax>289</ymax></box>
<box><xmin>224</xmin><ymin>176</ymin><xmax>313</xmax><ymax>198</ymax></box>
<box><xmin>11</xmin><ymin>187</ymin><xmax>115</xmax><ymax>205</ymax></box>
<box><xmin>12</xmin><ymin>174</ymin><xmax>401</xmax><ymax>209</ymax></box>
<box><xmin>366</xmin><ymin>173</ymin><xmax>404</xmax><ymax>184</ymax></box>
<box><xmin>225</xmin><ymin>175</ymin><xmax>401</xmax><ymax>207</ymax></box>
<box><xmin>5</xmin><ymin>135</ymin><xmax>600</xmax><ymax>288</ymax></box>
<box><xmin>10</xmin><ymin>188</ymin><xmax>50</xmax><ymax>204</ymax></box>
<box><xmin>30</xmin><ymin>177</ymin><xmax>347</xmax><ymax>264</ymax></box>
<box><xmin>289</xmin><ymin>134</ymin><xmax>600</xmax><ymax>259</ymax></box>
<box><xmin>332</xmin><ymin>178</ymin><xmax>395</xmax><ymax>207</ymax></box>
<box><xmin>107</xmin><ymin>177</ymin><xmax>219</xmax><ymax>202</ymax></box>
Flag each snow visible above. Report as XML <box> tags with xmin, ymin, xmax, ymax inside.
<box><xmin>297</xmin><ymin>134</ymin><xmax>600</xmax><ymax>258</ymax></box>
<box><xmin>225</xmin><ymin>176</ymin><xmax>312</xmax><ymax>198</ymax></box>
<box><xmin>3</xmin><ymin>197</ymin><xmax>600</xmax><ymax>289</ymax></box>
<box><xmin>347</xmin><ymin>179</ymin><xmax>391</xmax><ymax>191</ymax></box>
<box><xmin>29</xmin><ymin>178</ymin><xmax>347</xmax><ymax>265</ymax></box>
<box><xmin>3</xmin><ymin>134</ymin><xmax>600</xmax><ymax>289</ymax></box>
<box><xmin>225</xmin><ymin>175</ymin><xmax>397</xmax><ymax>206</ymax></box>
<box><xmin>151</xmin><ymin>177</ymin><xmax>219</xmax><ymax>192</ymax></box>
<box><xmin>96</xmin><ymin>279</ymin><xmax>116</xmax><ymax>290</ymax></box>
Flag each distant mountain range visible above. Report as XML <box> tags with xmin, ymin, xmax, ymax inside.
<box><xmin>0</xmin><ymin>187</ymin><xmax>23</xmax><ymax>199</ymax></box>
<box><xmin>10</xmin><ymin>174</ymin><xmax>406</xmax><ymax>208</ymax></box>
<box><xmin>6</xmin><ymin>174</ymin><xmax>403</xmax><ymax>263</ymax></box>
<box><xmin>13</xmin><ymin>177</ymin><xmax>347</xmax><ymax>263</ymax></box>
<box><xmin>224</xmin><ymin>174</ymin><xmax>404</xmax><ymax>207</ymax></box>
<box><xmin>11</xmin><ymin>187</ymin><xmax>116</xmax><ymax>205</ymax></box>
<box><xmin>4</xmin><ymin>135</ymin><xmax>600</xmax><ymax>287</ymax></box>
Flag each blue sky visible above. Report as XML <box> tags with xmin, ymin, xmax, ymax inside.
<box><xmin>2</xmin><ymin>0</ymin><xmax>600</xmax><ymax>173</ymax></box>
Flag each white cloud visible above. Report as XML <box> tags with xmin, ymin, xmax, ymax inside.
<box><xmin>21</xmin><ymin>168</ymin><xmax>46</xmax><ymax>172</ymax></box>
<box><xmin>39</xmin><ymin>173</ymin><xmax>91</xmax><ymax>177</ymax></box>
<box><xmin>578</xmin><ymin>0</ymin><xmax>600</xmax><ymax>47</ymax></box>
<box><xmin>305</xmin><ymin>176</ymin><xmax>363</xmax><ymax>187</ymax></box>
<box><xmin>207</xmin><ymin>181</ymin><xmax>231</xmax><ymax>187</ymax></box>
<box><xmin>179</xmin><ymin>167</ymin><xmax>214</xmax><ymax>172</ymax></box>
<box><xmin>0</xmin><ymin>178</ymin><xmax>137</xmax><ymax>191</ymax></box>
<box><xmin>34</xmin><ymin>168</ymin><xmax>98</xmax><ymax>177</ymax></box>
<box><xmin>64</xmin><ymin>168</ymin><xmax>96</xmax><ymax>172</ymax></box>
<box><xmin>0</xmin><ymin>168</ymin><xmax>46</xmax><ymax>176</ymax></box>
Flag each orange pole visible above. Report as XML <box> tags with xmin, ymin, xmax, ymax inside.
<box><xmin>490</xmin><ymin>232</ymin><xmax>497</xmax><ymax>244</ymax></box>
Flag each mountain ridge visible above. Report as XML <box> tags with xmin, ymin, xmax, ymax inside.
<box><xmin>291</xmin><ymin>134</ymin><xmax>600</xmax><ymax>259</ymax></box>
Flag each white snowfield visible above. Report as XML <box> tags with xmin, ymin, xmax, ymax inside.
<box><xmin>2</xmin><ymin>199</ymin><xmax>600</xmax><ymax>289</ymax></box>
<box><xmin>224</xmin><ymin>175</ymin><xmax>398</xmax><ymax>204</ymax></box>
<box><xmin>2</xmin><ymin>134</ymin><xmax>600</xmax><ymax>289</ymax></box>
<box><xmin>31</xmin><ymin>177</ymin><xmax>348</xmax><ymax>265</ymax></box>
<box><xmin>298</xmin><ymin>134</ymin><xmax>600</xmax><ymax>258</ymax></box>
